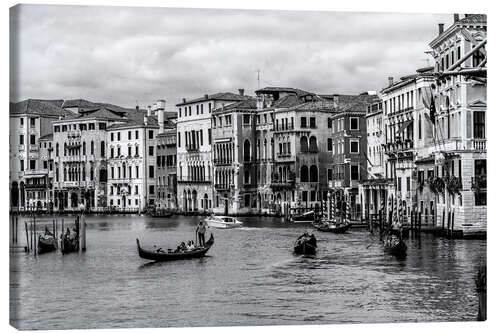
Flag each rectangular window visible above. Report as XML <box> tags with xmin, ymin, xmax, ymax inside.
<box><xmin>20</xmin><ymin>159</ymin><xmax>24</xmax><ymax>171</ymax></box>
<box><xmin>309</xmin><ymin>117</ymin><xmax>316</xmax><ymax>128</ymax></box>
<box><xmin>29</xmin><ymin>160</ymin><xmax>36</xmax><ymax>170</ymax></box>
<box><xmin>149</xmin><ymin>165</ymin><xmax>154</xmax><ymax>178</ymax></box>
<box><xmin>300</xmin><ymin>117</ymin><xmax>307</xmax><ymax>128</ymax></box>
<box><xmin>327</xmin><ymin>138</ymin><xmax>333</xmax><ymax>151</ymax></box>
<box><xmin>111</xmin><ymin>133</ymin><xmax>114</xmax><ymax>141</ymax></box>
<box><xmin>302</xmin><ymin>191</ymin><xmax>308</xmax><ymax>202</ymax></box>
<box><xmin>350</xmin><ymin>165</ymin><xmax>359</xmax><ymax>181</ymax></box>
<box><xmin>135</xmin><ymin>146</ymin><xmax>139</xmax><ymax>156</ymax></box>
<box><xmin>128</xmin><ymin>131</ymin><xmax>131</xmax><ymax>140</ymax></box>
<box><xmin>149</xmin><ymin>146</ymin><xmax>154</xmax><ymax>156</ymax></box>
<box><xmin>243</xmin><ymin>114</ymin><xmax>250</xmax><ymax>124</ymax></box>
<box><xmin>350</xmin><ymin>117</ymin><xmax>359</xmax><ymax>130</ymax></box>
<box><xmin>30</xmin><ymin>135</ymin><xmax>35</xmax><ymax>145</ymax></box>
<box><xmin>149</xmin><ymin>185</ymin><xmax>155</xmax><ymax>195</ymax></box>
<box><xmin>117</xmin><ymin>132</ymin><xmax>121</xmax><ymax>141</ymax></box>
<box><xmin>19</xmin><ymin>135</ymin><xmax>24</xmax><ymax>145</ymax></box>
<box><xmin>350</xmin><ymin>140</ymin><xmax>359</xmax><ymax>154</ymax></box>
<box><xmin>149</xmin><ymin>130</ymin><xmax>154</xmax><ymax>139</ymax></box>
<box><xmin>200</xmin><ymin>130</ymin><xmax>203</xmax><ymax>146</ymax></box>
<box><xmin>208</xmin><ymin>129</ymin><xmax>212</xmax><ymax>144</ymax></box>
<box><xmin>328</xmin><ymin>118</ymin><xmax>332</xmax><ymax>128</ymax></box>
<box><xmin>473</xmin><ymin>111</ymin><xmax>485</xmax><ymax>139</ymax></box>
<box><xmin>178</xmin><ymin>133</ymin><xmax>181</xmax><ymax>148</ymax></box>
<box><xmin>136</xmin><ymin>165</ymin><xmax>139</xmax><ymax>178</ymax></box>
<box><xmin>30</xmin><ymin>118</ymin><xmax>35</xmax><ymax>126</ymax></box>
<box><xmin>128</xmin><ymin>146</ymin><xmax>132</xmax><ymax>157</ymax></box>
<box><xmin>327</xmin><ymin>168</ymin><xmax>333</xmax><ymax>181</ymax></box>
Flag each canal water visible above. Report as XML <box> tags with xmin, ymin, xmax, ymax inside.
<box><xmin>10</xmin><ymin>215</ymin><xmax>486</xmax><ymax>330</ymax></box>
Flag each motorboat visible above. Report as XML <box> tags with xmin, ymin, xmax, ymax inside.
<box><xmin>204</xmin><ymin>215</ymin><xmax>243</xmax><ymax>229</ymax></box>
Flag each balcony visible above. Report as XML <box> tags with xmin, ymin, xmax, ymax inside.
<box><xmin>214</xmin><ymin>183</ymin><xmax>231</xmax><ymax>191</ymax></box>
<box><xmin>29</xmin><ymin>145</ymin><xmax>39</xmax><ymax>152</ymax></box>
<box><xmin>24</xmin><ymin>169</ymin><xmax>48</xmax><ymax>177</ymax></box>
<box><xmin>177</xmin><ymin>176</ymin><xmax>212</xmax><ymax>184</ymax></box>
<box><xmin>472</xmin><ymin>139</ymin><xmax>486</xmax><ymax>151</ymax></box>
<box><xmin>186</xmin><ymin>145</ymin><xmax>200</xmax><ymax>152</ymax></box>
<box><xmin>18</xmin><ymin>145</ymin><xmax>25</xmax><ymax>152</ymax></box>
<box><xmin>213</xmin><ymin>159</ymin><xmax>232</xmax><ymax>165</ymax></box>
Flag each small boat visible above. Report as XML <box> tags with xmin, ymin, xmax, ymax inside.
<box><xmin>383</xmin><ymin>234</ymin><xmax>407</xmax><ymax>257</ymax></box>
<box><xmin>312</xmin><ymin>219</ymin><xmax>350</xmax><ymax>234</ymax></box>
<box><xmin>204</xmin><ymin>215</ymin><xmax>243</xmax><ymax>229</ymax></box>
<box><xmin>293</xmin><ymin>233</ymin><xmax>317</xmax><ymax>255</ymax></box>
<box><xmin>37</xmin><ymin>234</ymin><xmax>57</xmax><ymax>254</ymax></box>
<box><xmin>61</xmin><ymin>233</ymin><xmax>79</xmax><ymax>254</ymax></box>
<box><xmin>136</xmin><ymin>233</ymin><xmax>214</xmax><ymax>262</ymax></box>
<box><xmin>149</xmin><ymin>209</ymin><xmax>173</xmax><ymax>218</ymax></box>
<box><xmin>290</xmin><ymin>210</ymin><xmax>319</xmax><ymax>223</ymax></box>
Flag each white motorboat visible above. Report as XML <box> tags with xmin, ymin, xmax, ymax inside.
<box><xmin>204</xmin><ymin>215</ymin><xmax>243</xmax><ymax>229</ymax></box>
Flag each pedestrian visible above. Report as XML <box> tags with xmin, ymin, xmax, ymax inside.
<box><xmin>196</xmin><ymin>220</ymin><xmax>208</xmax><ymax>246</ymax></box>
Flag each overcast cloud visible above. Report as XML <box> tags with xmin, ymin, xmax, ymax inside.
<box><xmin>10</xmin><ymin>5</ymin><xmax>453</xmax><ymax>110</ymax></box>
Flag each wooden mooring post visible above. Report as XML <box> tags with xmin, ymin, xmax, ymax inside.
<box><xmin>476</xmin><ymin>265</ymin><xmax>486</xmax><ymax>321</ymax></box>
<box><xmin>24</xmin><ymin>221</ymin><xmax>29</xmax><ymax>253</ymax></box>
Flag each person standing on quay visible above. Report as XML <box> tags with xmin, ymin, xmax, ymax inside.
<box><xmin>196</xmin><ymin>220</ymin><xmax>208</xmax><ymax>247</ymax></box>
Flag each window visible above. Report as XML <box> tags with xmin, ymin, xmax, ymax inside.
<box><xmin>300</xmin><ymin>117</ymin><xmax>307</xmax><ymax>128</ymax></box>
<box><xmin>99</xmin><ymin>123</ymin><xmax>106</xmax><ymax>130</ymax></box>
<box><xmin>19</xmin><ymin>135</ymin><xmax>24</xmax><ymax>145</ymax></box>
<box><xmin>135</xmin><ymin>185</ymin><xmax>138</xmax><ymax>195</ymax></box>
<box><xmin>178</xmin><ymin>133</ymin><xmax>181</xmax><ymax>148</ymax></box>
<box><xmin>128</xmin><ymin>146</ymin><xmax>131</xmax><ymax>157</ymax></box>
<box><xmin>149</xmin><ymin>130</ymin><xmax>154</xmax><ymax>139</ymax></box>
<box><xmin>20</xmin><ymin>118</ymin><xmax>24</xmax><ymax>126</ymax></box>
<box><xmin>188</xmin><ymin>106</ymin><xmax>192</xmax><ymax>116</ymax></box>
<box><xmin>351</xmin><ymin>165</ymin><xmax>359</xmax><ymax>181</ymax></box>
<box><xmin>135</xmin><ymin>130</ymin><xmax>139</xmax><ymax>139</ymax></box>
<box><xmin>328</xmin><ymin>118</ymin><xmax>332</xmax><ymax>128</ymax></box>
<box><xmin>30</xmin><ymin>118</ymin><xmax>35</xmax><ymax>126</ymax></box>
<box><xmin>30</xmin><ymin>135</ymin><xmax>35</xmax><ymax>145</ymax></box>
<box><xmin>149</xmin><ymin>146</ymin><xmax>154</xmax><ymax>156</ymax></box>
<box><xmin>20</xmin><ymin>159</ymin><xmax>24</xmax><ymax>171</ymax></box>
<box><xmin>128</xmin><ymin>131</ymin><xmax>131</xmax><ymax>140</ymax></box>
<box><xmin>473</xmin><ymin>112</ymin><xmax>485</xmax><ymax>139</ymax></box>
<box><xmin>327</xmin><ymin>138</ymin><xmax>333</xmax><ymax>151</ymax></box>
<box><xmin>179</xmin><ymin>108</ymin><xmax>182</xmax><ymax>117</ymax></box>
<box><xmin>208</xmin><ymin>129</ymin><xmax>212</xmax><ymax>144</ymax></box>
<box><xmin>111</xmin><ymin>133</ymin><xmax>114</xmax><ymax>141</ymax></box>
<box><xmin>110</xmin><ymin>147</ymin><xmax>114</xmax><ymax>158</ymax></box>
<box><xmin>350</xmin><ymin>140</ymin><xmax>359</xmax><ymax>154</ymax></box>
<box><xmin>136</xmin><ymin>165</ymin><xmax>139</xmax><ymax>178</ymax></box>
<box><xmin>29</xmin><ymin>160</ymin><xmax>36</xmax><ymax>170</ymax></box>
<box><xmin>302</xmin><ymin>191</ymin><xmax>308</xmax><ymax>202</ymax></box>
<box><xmin>149</xmin><ymin>165</ymin><xmax>154</xmax><ymax>178</ymax></box>
<box><xmin>350</xmin><ymin>117</ymin><xmax>359</xmax><ymax>130</ymax></box>
<box><xmin>100</xmin><ymin>141</ymin><xmax>105</xmax><ymax>157</ymax></box>
<box><xmin>135</xmin><ymin>146</ymin><xmax>139</xmax><ymax>156</ymax></box>
<box><xmin>309</xmin><ymin>117</ymin><xmax>316</xmax><ymax>128</ymax></box>
<box><xmin>327</xmin><ymin>168</ymin><xmax>333</xmax><ymax>181</ymax></box>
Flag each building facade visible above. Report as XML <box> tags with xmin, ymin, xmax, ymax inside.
<box><xmin>156</xmin><ymin>113</ymin><xmax>178</xmax><ymax>211</ymax></box>
<box><xmin>176</xmin><ymin>90</ymin><xmax>250</xmax><ymax>213</ymax></box>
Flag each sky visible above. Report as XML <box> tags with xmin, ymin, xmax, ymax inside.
<box><xmin>10</xmin><ymin>5</ymin><xmax>454</xmax><ymax>110</ymax></box>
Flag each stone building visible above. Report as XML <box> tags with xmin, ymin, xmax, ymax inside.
<box><xmin>425</xmin><ymin>14</ymin><xmax>487</xmax><ymax>237</ymax></box>
<box><xmin>9</xmin><ymin>99</ymin><xmax>71</xmax><ymax>211</ymax></box>
<box><xmin>156</xmin><ymin>105</ymin><xmax>178</xmax><ymax>210</ymax></box>
<box><xmin>211</xmin><ymin>99</ymin><xmax>257</xmax><ymax>214</ymax></box>
<box><xmin>176</xmin><ymin>90</ymin><xmax>250</xmax><ymax>213</ymax></box>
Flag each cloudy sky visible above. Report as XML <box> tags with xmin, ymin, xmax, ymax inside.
<box><xmin>10</xmin><ymin>5</ymin><xmax>453</xmax><ymax>110</ymax></box>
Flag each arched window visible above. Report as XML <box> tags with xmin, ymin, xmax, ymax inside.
<box><xmin>244</xmin><ymin>170</ymin><xmax>250</xmax><ymax>184</ymax></box>
<box><xmin>309</xmin><ymin>136</ymin><xmax>318</xmax><ymax>151</ymax></box>
<box><xmin>300</xmin><ymin>165</ymin><xmax>309</xmax><ymax>182</ymax></box>
<box><xmin>63</xmin><ymin>143</ymin><xmax>67</xmax><ymax>156</ymax></box>
<box><xmin>101</xmin><ymin>141</ymin><xmax>105</xmax><ymax>158</ymax></box>
<box><xmin>90</xmin><ymin>141</ymin><xmax>94</xmax><ymax>155</ymax></box>
<box><xmin>243</xmin><ymin>140</ymin><xmax>251</xmax><ymax>162</ymax></box>
<box><xmin>56</xmin><ymin>143</ymin><xmax>59</xmax><ymax>157</ymax></box>
<box><xmin>418</xmin><ymin>114</ymin><xmax>422</xmax><ymax>140</ymax></box>
<box><xmin>310</xmin><ymin>165</ymin><xmax>318</xmax><ymax>182</ymax></box>
<box><xmin>83</xmin><ymin>142</ymin><xmax>86</xmax><ymax>155</ymax></box>
<box><xmin>300</xmin><ymin>136</ymin><xmax>308</xmax><ymax>152</ymax></box>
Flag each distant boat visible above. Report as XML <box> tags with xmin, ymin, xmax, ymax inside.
<box><xmin>37</xmin><ymin>233</ymin><xmax>57</xmax><ymax>254</ymax></box>
<box><xmin>204</xmin><ymin>216</ymin><xmax>243</xmax><ymax>229</ymax></box>
<box><xmin>312</xmin><ymin>219</ymin><xmax>350</xmax><ymax>234</ymax></box>
<box><xmin>148</xmin><ymin>209</ymin><xmax>173</xmax><ymax>218</ymax></box>
<box><xmin>290</xmin><ymin>210</ymin><xmax>319</xmax><ymax>223</ymax></box>
<box><xmin>61</xmin><ymin>232</ymin><xmax>79</xmax><ymax>254</ymax></box>
<box><xmin>293</xmin><ymin>233</ymin><xmax>317</xmax><ymax>255</ymax></box>
<box><xmin>136</xmin><ymin>233</ymin><xmax>214</xmax><ymax>262</ymax></box>
<box><xmin>383</xmin><ymin>234</ymin><xmax>407</xmax><ymax>257</ymax></box>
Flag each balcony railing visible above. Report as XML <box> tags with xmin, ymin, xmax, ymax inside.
<box><xmin>177</xmin><ymin>176</ymin><xmax>212</xmax><ymax>183</ymax></box>
<box><xmin>214</xmin><ymin>183</ymin><xmax>231</xmax><ymax>190</ymax></box>
<box><xmin>472</xmin><ymin>139</ymin><xmax>486</xmax><ymax>151</ymax></box>
<box><xmin>186</xmin><ymin>145</ymin><xmax>200</xmax><ymax>152</ymax></box>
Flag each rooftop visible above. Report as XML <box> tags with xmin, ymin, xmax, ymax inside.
<box><xmin>10</xmin><ymin>99</ymin><xmax>71</xmax><ymax>117</ymax></box>
<box><xmin>176</xmin><ymin>92</ymin><xmax>251</xmax><ymax>106</ymax></box>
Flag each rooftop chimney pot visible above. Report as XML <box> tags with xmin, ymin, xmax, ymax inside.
<box><xmin>388</xmin><ymin>77</ymin><xmax>394</xmax><ymax>86</ymax></box>
<box><xmin>438</xmin><ymin>23</ymin><xmax>444</xmax><ymax>35</ymax></box>
<box><xmin>204</xmin><ymin>94</ymin><xmax>209</xmax><ymax>100</ymax></box>
<box><xmin>454</xmin><ymin>14</ymin><xmax>460</xmax><ymax>22</ymax></box>
<box><xmin>182</xmin><ymin>98</ymin><xmax>186</xmax><ymax>103</ymax></box>
<box><xmin>238</xmin><ymin>88</ymin><xmax>244</xmax><ymax>96</ymax></box>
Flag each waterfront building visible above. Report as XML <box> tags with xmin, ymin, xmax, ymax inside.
<box><xmin>330</xmin><ymin>93</ymin><xmax>380</xmax><ymax>219</ymax></box>
<box><xmin>212</xmin><ymin>99</ymin><xmax>257</xmax><ymax>214</ymax></box>
<box><xmin>52</xmin><ymin>106</ymin><xmax>128</xmax><ymax>211</ymax></box>
<box><xmin>156</xmin><ymin>103</ymin><xmax>178</xmax><ymax>210</ymax></box>
<box><xmin>176</xmin><ymin>90</ymin><xmax>250</xmax><ymax>213</ymax></box>
<box><xmin>425</xmin><ymin>14</ymin><xmax>487</xmax><ymax>236</ymax></box>
<box><xmin>9</xmin><ymin>99</ymin><xmax>70</xmax><ymax>211</ymax></box>
<box><xmin>107</xmin><ymin>112</ymin><xmax>159</xmax><ymax>211</ymax></box>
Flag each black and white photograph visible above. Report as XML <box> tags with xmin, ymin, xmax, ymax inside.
<box><xmin>8</xmin><ymin>2</ymin><xmax>488</xmax><ymax>331</ymax></box>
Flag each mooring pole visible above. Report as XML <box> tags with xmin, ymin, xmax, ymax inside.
<box><xmin>476</xmin><ymin>265</ymin><xmax>486</xmax><ymax>321</ymax></box>
<box><xmin>25</xmin><ymin>221</ymin><xmax>29</xmax><ymax>253</ymax></box>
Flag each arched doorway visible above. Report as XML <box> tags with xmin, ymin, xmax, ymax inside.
<box><xmin>192</xmin><ymin>190</ymin><xmax>198</xmax><ymax>211</ymax></box>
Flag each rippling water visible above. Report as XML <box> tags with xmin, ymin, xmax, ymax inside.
<box><xmin>10</xmin><ymin>215</ymin><xmax>486</xmax><ymax>330</ymax></box>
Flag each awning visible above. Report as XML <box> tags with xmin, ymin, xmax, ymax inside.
<box><xmin>397</xmin><ymin>120</ymin><xmax>413</xmax><ymax>134</ymax></box>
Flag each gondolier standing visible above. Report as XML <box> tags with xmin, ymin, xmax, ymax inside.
<box><xmin>196</xmin><ymin>220</ymin><xmax>208</xmax><ymax>246</ymax></box>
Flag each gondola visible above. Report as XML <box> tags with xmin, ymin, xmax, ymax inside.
<box><xmin>61</xmin><ymin>234</ymin><xmax>79</xmax><ymax>254</ymax></box>
<box><xmin>293</xmin><ymin>233</ymin><xmax>317</xmax><ymax>255</ymax></box>
<box><xmin>383</xmin><ymin>234</ymin><xmax>407</xmax><ymax>257</ymax></box>
<box><xmin>290</xmin><ymin>210</ymin><xmax>319</xmax><ymax>223</ymax></box>
<box><xmin>148</xmin><ymin>210</ymin><xmax>173</xmax><ymax>218</ymax></box>
<box><xmin>37</xmin><ymin>234</ymin><xmax>57</xmax><ymax>254</ymax></box>
<box><xmin>312</xmin><ymin>219</ymin><xmax>350</xmax><ymax>234</ymax></box>
<box><xmin>136</xmin><ymin>233</ymin><xmax>214</xmax><ymax>262</ymax></box>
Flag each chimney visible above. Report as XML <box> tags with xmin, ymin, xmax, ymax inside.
<box><xmin>204</xmin><ymin>94</ymin><xmax>209</xmax><ymax>100</ymax></box>
<box><xmin>454</xmin><ymin>14</ymin><xmax>460</xmax><ymax>22</ymax></box>
<box><xmin>147</xmin><ymin>105</ymin><xmax>151</xmax><ymax>117</ymax></box>
<box><xmin>144</xmin><ymin>116</ymin><xmax>148</xmax><ymax>126</ymax></box>
<box><xmin>156</xmin><ymin>99</ymin><xmax>165</xmax><ymax>111</ymax></box>
<box><xmin>158</xmin><ymin>109</ymin><xmax>165</xmax><ymax>134</ymax></box>
<box><xmin>182</xmin><ymin>98</ymin><xmax>186</xmax><ymax>103</ymax></box>
<box><xmin>238</xmin><ymin>88</ymin><xmax>245</xmax><ymax>96</ymax></box>
<box><xmin>388</xmin><ymin>77</ymin><xmax>394</xmax><ymax>86</ymax></box>
<box><xmin>135</xmin><ymin>105</ymin><xmax>139</xmax><ymax>112</ymax></box>
<box><xmin>438</xmin><ymin>23</ymin><xmax>444</xmax><ymax>35</ymax></box>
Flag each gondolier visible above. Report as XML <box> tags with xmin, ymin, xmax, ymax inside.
<box><xmin>196</xmin><ymin>220</ymin><xmax>208</xmax><ymax>246</ymax></box>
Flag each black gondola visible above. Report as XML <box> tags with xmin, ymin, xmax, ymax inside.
<box><xmin>293</xmin><ymin>233</ymin><xmax>317</xmax><ymax>255</ymax></box>
<box><xmin>61</xmin><ymin>233</ymin><xmax>79</xmax><ymax>254</ymax></box>
<box><xmin>148</xmin><ymin>210</ymin><xmax>173</xmax><ymax>218</ymax></box>
<box><xmin>312</xmin><ymin>219</ymin><xmax>350</xmax><ymax>234</ymax></box>
<box><xmin>290</xmin><ymin>210</ymin><xmax>319</xmax><ymax>223</ymax></box>
<box><xmin>37</xmin><ymin>234</ymin><xmax>57</xmax><ymax>254</ymax></box>
<box><xmin>136</xmin><ymin>233</ymin><xmax>214</xmax><ymax>262</ymax></box>
<box><xmin>383</xmin><ymin>234</ymin><xmax>407</xmax><ymax>257</ymax></box>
